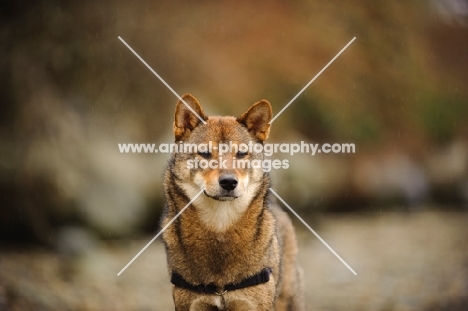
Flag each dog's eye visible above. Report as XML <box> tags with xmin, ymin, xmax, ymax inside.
<box><xmin>197</xmin><ymin>151</ymin><xmax>211</xmax><ymax>159</ymax></box>
<box><xmin>236</xmin><ymin>151</ymin><xmax>248</xmax><ymax>158</ymax></box>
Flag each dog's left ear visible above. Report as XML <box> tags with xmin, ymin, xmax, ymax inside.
<box><xmin>237</xmin><ymin>100</ymin><xmax>272</xmax><ymax>141</ymax></box>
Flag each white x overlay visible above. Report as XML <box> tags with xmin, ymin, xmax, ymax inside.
<box><xmin>118</xmin><ymin>36</ymin><xmax>206</xmax><ymax>124</ymax></box>
<box><xmin>269</xmin><ymin>36</ymin><xmax>356</xmax><ymax>124</ymax></box>
<box><xmin>269</xmin><ymin>188</ymin><xmax>357</xmax><ymax>275</ymax></box>
<box><xmin>117</xmin><ymin>36</ymin><xmax>357</xmax><ymax>276</ymax></box>
<box><xmin>117</xmin><ymin>188</ymin><xmax>205</xmax><ymax>276</ymax></box>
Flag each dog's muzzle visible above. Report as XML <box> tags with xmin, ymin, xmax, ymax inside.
<box><xmin>219</xmin><ymin>175</ymin><xmax>238</xmax><ymax>191</ymax></box>
<box><xmin>204</xmin><ymin>191</ymin><xmax>238</xmax><ymax>201</ymax></box>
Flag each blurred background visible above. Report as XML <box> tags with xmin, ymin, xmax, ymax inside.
<box><xmin>1</xmin><ymin>0</ymin><xmax>468</xmax><ymax>310</ymax></box>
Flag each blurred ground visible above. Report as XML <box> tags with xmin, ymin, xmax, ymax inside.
<box><xmin>1</xmin><ymin>209</ymin><xmax>467</xmax><ymax>311</ymax></box>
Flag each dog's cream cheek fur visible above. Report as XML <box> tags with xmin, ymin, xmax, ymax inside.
<box><xmin>180</xmin><ymin>177</ymin><xmax>262</xmax><ymax>232</ymax></box>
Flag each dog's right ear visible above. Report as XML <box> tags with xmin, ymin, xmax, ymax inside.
<box><xmin>174</xmin><ymin>94</ymin><xmax>207</xmax><ymax>141</ymax></box>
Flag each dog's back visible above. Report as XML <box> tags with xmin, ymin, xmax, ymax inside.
<box><xmin>271</xmin><ymin>204</ymin><xmax>304</xmax><ymax>310</ymax></box>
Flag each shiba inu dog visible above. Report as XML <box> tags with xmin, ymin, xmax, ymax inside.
<box><xmin>161</xmin><ymin>94</ymin><xmax>304</xmax><ymax>311</ymax></box>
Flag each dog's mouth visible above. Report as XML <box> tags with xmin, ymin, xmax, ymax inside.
<box><xmin>204</xmin><ymin>191</ymin><xmax>238</xmax><ymax>201</ymax></box>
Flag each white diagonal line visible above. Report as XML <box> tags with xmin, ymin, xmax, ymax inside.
<box><xmin>117</xmin><ymin>36</ymin><xmax>207</xmax><ymax>125</ymax></box>
<box><xmin>269</xmin><ymin>37</ymin><xmax>356</xmax><ymax>124</ymax></box>
<box><xmin>117</xmin><ymin>188</ymin><xmax>205</xmax><ymax>276</ymax></box>
<box><xmin>269</xmin><ymin>188</ymin><xmax>357</xmax><ymax>275</ymax></box>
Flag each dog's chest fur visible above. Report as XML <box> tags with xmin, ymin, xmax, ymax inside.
<box><xmin>163</xmin><ymin>183</ymin><xmax>278</xmax><ymax>285</ymax></box>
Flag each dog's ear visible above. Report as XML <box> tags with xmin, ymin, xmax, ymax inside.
<box><xmin>174</xmin><ymin>94</ymin><xmax>207</xmax><ymax>141</ymax></box>
<box><xmin>237</xmin><ymin>100</ymin><xmax>272</xmax><ymax>141</ymax></box>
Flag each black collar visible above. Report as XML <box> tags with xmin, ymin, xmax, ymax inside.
<box><xmin>171</xmin><ymin>268</ymin><xmax>272</xmax><ymax>295</ymax></box>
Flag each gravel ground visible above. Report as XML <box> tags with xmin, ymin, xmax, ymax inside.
<box><xmin>1</xmin><ymin>210</ymin><xmax>467</xmax><ymax>310</ymax></box>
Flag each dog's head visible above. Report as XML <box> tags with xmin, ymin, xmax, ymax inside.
<box><xmin>171</xmin><ymin>93</ymin><xmax>272</xmax><ymax>204</ymax></box>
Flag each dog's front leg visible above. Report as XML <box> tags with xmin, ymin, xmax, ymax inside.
<box><xmin>173</xmin><ymin>289</ymin><xmax>220</xmax><ymax>311</ymax></box>
<box><xmin>224</xmin><ymin>299</ymin><xmax>257</xmax><ymax>311</ymax></box>
<box><xmin>189</xmin><ymin>299</ymin><xmax>218</xmax><ymax>311</ymax></box>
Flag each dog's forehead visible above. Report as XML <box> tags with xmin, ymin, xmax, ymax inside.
<box><xmin>189</xmin><ymin>116</ymin><xmax>250</xmax><ymax>143</ymax></box>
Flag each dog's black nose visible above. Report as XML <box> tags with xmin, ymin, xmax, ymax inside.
<box><xmin>219</xmin><ymin>175</ymin><xmax>238</xmax><ymax>191</ymax></box>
